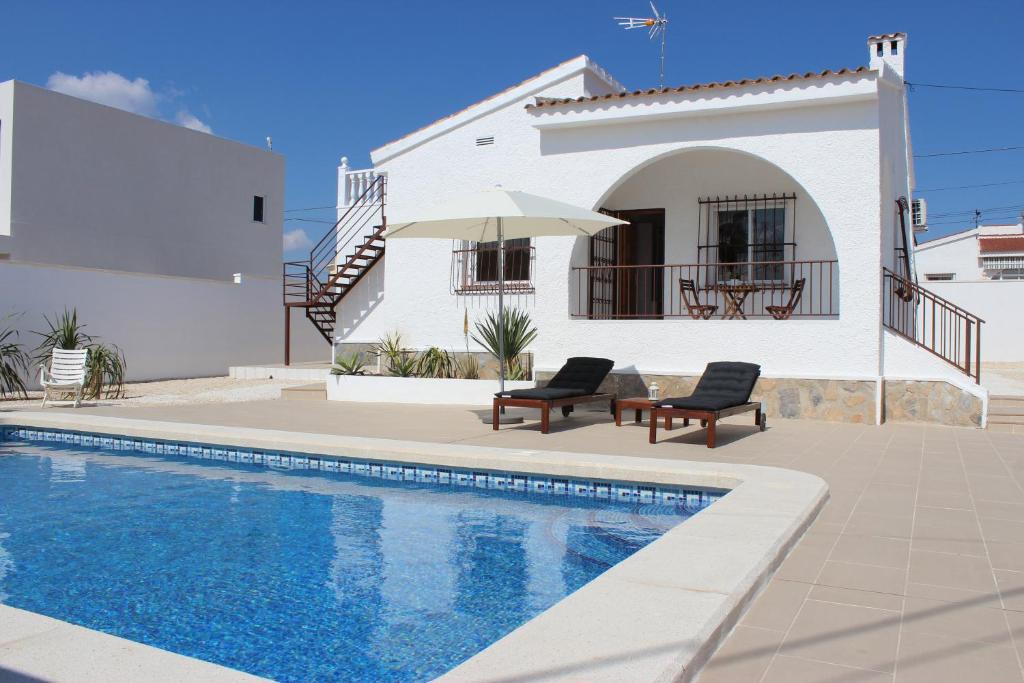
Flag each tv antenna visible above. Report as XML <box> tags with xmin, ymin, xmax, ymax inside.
<box><xmin>615</xmin><ymin>2</ymin><xmax>669</xmax><ymax>87</ymax></box>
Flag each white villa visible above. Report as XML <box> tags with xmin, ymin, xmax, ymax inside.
<box><xmin>286</xmin><ymin>32</ymin><xmax>989</xmax><ymax>427</ymax></box>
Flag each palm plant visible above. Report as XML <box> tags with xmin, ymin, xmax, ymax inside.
<box><xmin>33</xmin><ymin>309</ymin><xmax>127</xmax><ymax>400</ymax></box>
<box><xmin>415</xmin><ymin>347</ymin><xmax>455</xmax><ymax>378</ymax></box>
<box><xmin>471</xmin><ymin>308</ymin><xmax>537</xmax><ymax>379</ymax></box>
<box><xmin>331</xmin><ymin>352</ymin><xmax>367</xmax><ymax>375</ymax></box>
<box><xmin>0</xmin><ymin>316</ymin><xmax>29</xmax><ymax>398</ymax></box>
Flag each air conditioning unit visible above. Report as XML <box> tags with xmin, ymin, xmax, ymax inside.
<box><xmin>911</xmin><ymin>198</ymin><xmax>927</xmax><ymax>231</ymax></box>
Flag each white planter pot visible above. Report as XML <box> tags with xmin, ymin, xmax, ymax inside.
<box><xmin>327</xmin><ymin>375</ymin><xmax>535</xmax><ymax>406</ymax></box>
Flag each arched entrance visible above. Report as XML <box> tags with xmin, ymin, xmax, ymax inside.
<box><xmin>569</xmin><ymin>147</ymin><xmax>840</xmax><ymax>320</ymax></box>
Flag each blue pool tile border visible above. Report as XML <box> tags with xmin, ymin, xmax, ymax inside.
<box><xmin>0</xmin><ymin>425</ymin><xmax>726</xmax><ymax>511</ymax></box>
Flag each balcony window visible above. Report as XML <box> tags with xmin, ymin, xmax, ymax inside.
<box><xmin>699</xmin><ymin>195</ymin><xmax>795</xmax><ymax>283</ymax></box>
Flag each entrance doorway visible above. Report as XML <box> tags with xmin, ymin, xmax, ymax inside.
<box><xmin>588</xmin><ymin>209</ymin><xmax>666</xmax><ymax>318</ymax></box>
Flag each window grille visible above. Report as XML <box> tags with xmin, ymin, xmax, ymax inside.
<box><xmin>697</xmin><ymin>194</ymin><xmax>797</xmax><ymax>285</ymax></box>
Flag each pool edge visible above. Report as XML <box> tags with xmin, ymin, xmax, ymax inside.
<box><xmin>1</xmin><ymin>411</ymin><xmax>828</xmax><ymax>682</ymax></box>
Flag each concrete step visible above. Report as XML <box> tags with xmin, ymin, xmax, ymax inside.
<box><xmin>988</xmin><ymin>414</ymin><xmax>1024</xmax><ymax>427</ymax></box>
<box><xmin>281</xmin><ymin>383</ymin><xmax>327</xmax><ymax>401</ymax></box>
<box><xmin>990</xmin><ymin>405</ymin><xmax>1024</xmax><ymax>417</ymax></box>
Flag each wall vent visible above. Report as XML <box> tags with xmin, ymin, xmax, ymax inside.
<box><xmin>475</xmin><ymin>136</ymin><xmax>495</xmax><ymax>146</ymax></box>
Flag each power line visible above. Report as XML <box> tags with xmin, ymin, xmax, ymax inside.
<box><xmin>285</xmin><ymin>217</ymin><xmax>334</xmax><ymax>224</ymax></box>
<box><xmin>915</xmin><ymin>145</ymin><xmax>1024</xmax><ymax>158</ymax></box>
<box><xmin>916</xmin><ymin>179</ymin><xmax>1024</xmax><ymax>192</ymax></box>
<box><xmin>284</xmin><ymin>205</ymin><xmax>339</xmax><ymax>213</ymax></box>
<box><xmin>929</xmin><ymin>203</ymin><xmax>1024</xmax><ymax>219</ymax></box>
<box><xmin>905</xmin><ymin>81</ymin><xmax>1024</xmax><ymax>94</ymax></box>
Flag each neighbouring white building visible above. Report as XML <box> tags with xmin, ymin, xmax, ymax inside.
<box><xmin>287</xmin><ymin>32</ymin><xmax>990</xmax><ymax>427</ymax></box>
<box><xmin>913</xmin><ymin>222</ymin><xmax>1024</xmax><ymax>362</ymax></box>
<box><xmin>0</xmin><ymin>80</ymin><xmax>322</xmax><ymax>382</ymax></box>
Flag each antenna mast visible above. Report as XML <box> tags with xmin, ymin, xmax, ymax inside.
<box><xmin>615</xmin><ymin>2</ymin><xmax>669</xmax><ymax>87</ymax></box>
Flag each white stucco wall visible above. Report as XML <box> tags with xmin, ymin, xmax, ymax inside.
<box><xmin>3</xmin><ymin>80</ymin><xmax>283</xmax><ymax>281</ymax></box>
<box><xmin>914</xmin><ymin>230</ymin><xmax>983</xmax><ymax>281</ymax></box>
<box><xmin>0</xmin><ymin>81</ymin><xmax>13</xmax><ymax>243</ymax></box>
<box><xmin>336</xmin><ymin>65</ymin><xmax>887</xmax><ymax>381</ymax></box>
<box><xmin>0</xmin><ymin>261</ymin><xmax>323</xmax><ymax>384</ymax></box>
<box><xmin>917</xmin><ymin>280</ymin><xmax>1024</xmax><ymax>362</ymax></box>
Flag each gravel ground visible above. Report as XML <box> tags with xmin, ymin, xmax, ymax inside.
<box><xmin>0</xmin><ymin>377</ymin><xmax>311</xmax><ymax>410</ymax></box>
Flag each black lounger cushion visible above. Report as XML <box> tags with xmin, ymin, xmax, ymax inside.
<box><xmin>545</xmin><ymin>357</ymin><xmax>614</xmax><ymax>395</ymax></box>
<box><xmin>657</xmin><ymin>361</ymin><xmax>761</xmax><ymax>412</ymax></box>
<box><xmin>495</xmin><ymin>387</ymin><xmax>589</xmax><ymax>400</ymax></box>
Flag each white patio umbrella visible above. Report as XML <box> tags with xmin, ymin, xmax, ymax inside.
<box><xmin>385</xmin><ymin>188</ymin><xmax>628</xmax><ymax>413</ymax></box>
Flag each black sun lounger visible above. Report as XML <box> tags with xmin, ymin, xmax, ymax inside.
<box><xmin>493</xmin><ymin>357</ymin><xmax>615</xmax><ymax>433</ymax></box>
<box><xmin>649</xmin><ymin>361</ymin><xmax>765</xmax><ymax>448</ymax></box>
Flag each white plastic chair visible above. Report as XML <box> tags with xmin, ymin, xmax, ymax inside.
<box><xmin>40</xmin><ymin>349</ymin><xmax>89</xmax><ymax>408</ymax></box>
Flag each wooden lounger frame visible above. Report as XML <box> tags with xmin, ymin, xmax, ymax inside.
<box><xmin>648</xmin><ymin>401</ymin><xmax>766</xmax><ymax>448</ymax></box>
<box><xmin>493</xmin><ymin>393</ymin><xmax>615</xmax><ymax>434</ymax></box>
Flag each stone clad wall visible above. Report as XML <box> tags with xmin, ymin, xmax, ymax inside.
<box><xmin>883</xmin><ymin>380</ymin><xmax>983</xmax><ymax>428</ymax></box>
<box><xmin>535</xmin><ymin>371</ymin><xmax>877</xmax><ymax>424</ymax></box>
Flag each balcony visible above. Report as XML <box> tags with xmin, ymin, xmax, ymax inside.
<box><xmin>570</xmin><ymin>259</ymin><xmax>839</xmax><ymax>320</ymax></box>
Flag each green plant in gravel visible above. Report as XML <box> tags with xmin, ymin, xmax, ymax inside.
<box><xmin>33</xmin><ymin>309</ymin><xmax>127</xmax><ymax>399</ymax></box>
<box><xmin>471</xmin><ymin>308</ymin><xmax>537</xmax><ymax>380</ymax></box>
<box><xmin>0</xmin><ymin>315</ymin><xmax>29</xmax><ymax>398</ymax></box>
<box><xmin>331</xmin><ymin>352</ymin><xmax>367</xmax><ymax>376</ymax></box>
<box><xmin>415</xmin><ymin>347</ymin><xmax>455</xmax><ymax>378</ymax></box>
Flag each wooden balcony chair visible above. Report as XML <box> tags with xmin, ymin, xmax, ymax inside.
<box><xmin>766</xmin><ymin>278</ymin><xmax>806</xmax><ymax>320</ymax></box>
<box><xmin>39</xmin><ymin>348</ymin><xmax>89</xmax><ymax>408</ymax></box>
<box><xmin>679</xmin><ymin>279</ymin><xmax>718</xmax><ymax>320</ymax></box>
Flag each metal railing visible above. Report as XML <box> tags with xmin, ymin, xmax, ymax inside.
<box><xmin>570</xmin><ymin>259</ymin><xmax>838</xmax><ymax>319</ymax></box>
<box><xmin>451</xmin><ymin>243</ymin><xmax>536</xmax><ymax>294</ymax></box>
<box><xmin>306</xmin><ymin>175</ymin><xmax>387</xmax><ymax>303</ymax></box>
<box><xmin>282</xmin><ymin>261</ymin><xmax>313</xmax><ymax>305</ymax></box>
<box><xmin>883</xmin><ymin>267</ymin><xmax>984</xmax><ymax>383</ymax></box>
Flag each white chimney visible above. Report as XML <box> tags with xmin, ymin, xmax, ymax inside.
<box><xmin>868</xmin><ymin>32</ymin><xmax>906</xmax><ymax>79</ymax></box>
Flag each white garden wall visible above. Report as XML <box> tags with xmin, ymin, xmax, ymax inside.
<box><xmin>920</xmin><ymin>280</ymin><xmax>1024</xmax><ymax>362</ymax></box>
<box><xmin>0</xmin><ymin>261</ymin><xmax>324</xmax><ymax>385</ymax></box>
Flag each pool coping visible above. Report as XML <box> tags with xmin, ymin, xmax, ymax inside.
<box><xmin>0</xmin><ymin>411</ymin><xmax>828</xmax><ymax>682</ymax></box>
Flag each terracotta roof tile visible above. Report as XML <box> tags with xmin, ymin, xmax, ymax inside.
<box><xmin>979</xmin><ymin>236</ymin><xmax>1024</xmax><ymax>253</ymax></box>
<box><xmin>525</xmin><ymin>67</ymin><xmax>872</xmax><ymax>110</ymax></box>
<box><xmin>867</xmin><ymin>32</ymin><xmax>907</xmax><ymax>41</ymax></box>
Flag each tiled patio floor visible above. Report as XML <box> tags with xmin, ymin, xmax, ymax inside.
<box><xmin>8</xmin><ymin>399</ymin><xmax>1024</xmax><ymax>682</ymax></box>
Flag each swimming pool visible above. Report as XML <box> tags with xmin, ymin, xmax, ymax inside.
<box><xmin>0</xmin><ymin>428</ymin><xmax>714</xmax><ymax>681</ymax></box>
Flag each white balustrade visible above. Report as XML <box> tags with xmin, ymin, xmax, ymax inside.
<box><xmin>337</xmin><ymin>156</ymin><xmax>385</xmax><ymax>210</ymax></box>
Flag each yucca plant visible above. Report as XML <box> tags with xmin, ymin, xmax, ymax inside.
<box><xmin>373</xmin><ymin>331</ymin><xmax>405</xmax><ymax>370</ymax></box>
<box><xmin>456</xmin><ymin>354</ymin><xmax>481</xmax><ymax>380</ymax></box>
<box><xmin>386</xmin><ymin>353</ymin><xmax>418</xmax><ymax>377</ymax></box>
<box><xmin>331</xmin><ymin>352</ymin><xmax>367</xmax><ymax>375</ymax></box>
<box><xmin>83</xmin><ymin>343</ymin><xmax>127</xmax><ymax>399</ymax></box>
<box><xmin>0</xmin><ymin>316</ymin><xmax>29</xmax><ymax>398</ymax></box>
<box><xmin>415</xmin><ymin>347</ymin><xmax>455</xmax><ymax>378</ymax></box>
<box><xmin>471</xmin><ymin>308</ymin><xmax>537</xmax><ymax>379</ymax></box>
<box><xmin>33</xmin><ymin>309</ymin><xmax>127</xmax><ymax>400</ymax></box>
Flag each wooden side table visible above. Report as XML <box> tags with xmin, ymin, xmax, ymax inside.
<box><xmin>614</xmin><ymin>397</ymin><xmax>657</xmax><ymax>426</ymax></box>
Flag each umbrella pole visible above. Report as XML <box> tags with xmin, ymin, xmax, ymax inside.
<box><xmin>497</xmin><ymin>217</ymin><xmax>506</xmax><ymax>401</ymax></box>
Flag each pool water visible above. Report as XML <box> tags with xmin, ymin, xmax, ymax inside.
<box><xmin>0</xmin><ymin>441</ymin><xmax>695</xmax><ymax>682</ymax></box>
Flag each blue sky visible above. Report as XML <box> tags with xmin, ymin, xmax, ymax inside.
<box><xmin>2</xmin><ymin>0</ymin><xmax>1021</xmax><ymax>258</ymax></box>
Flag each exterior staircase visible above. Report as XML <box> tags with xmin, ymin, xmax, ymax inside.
<box><xmin>988</xmin><ymin>395</ymin><xmax>1024</xmax><ymax>432</ymax></box>
<box><xmin>283</xmin><ymin>174</ymin><xmax>386</xmax><ymax>361</ymax></box>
